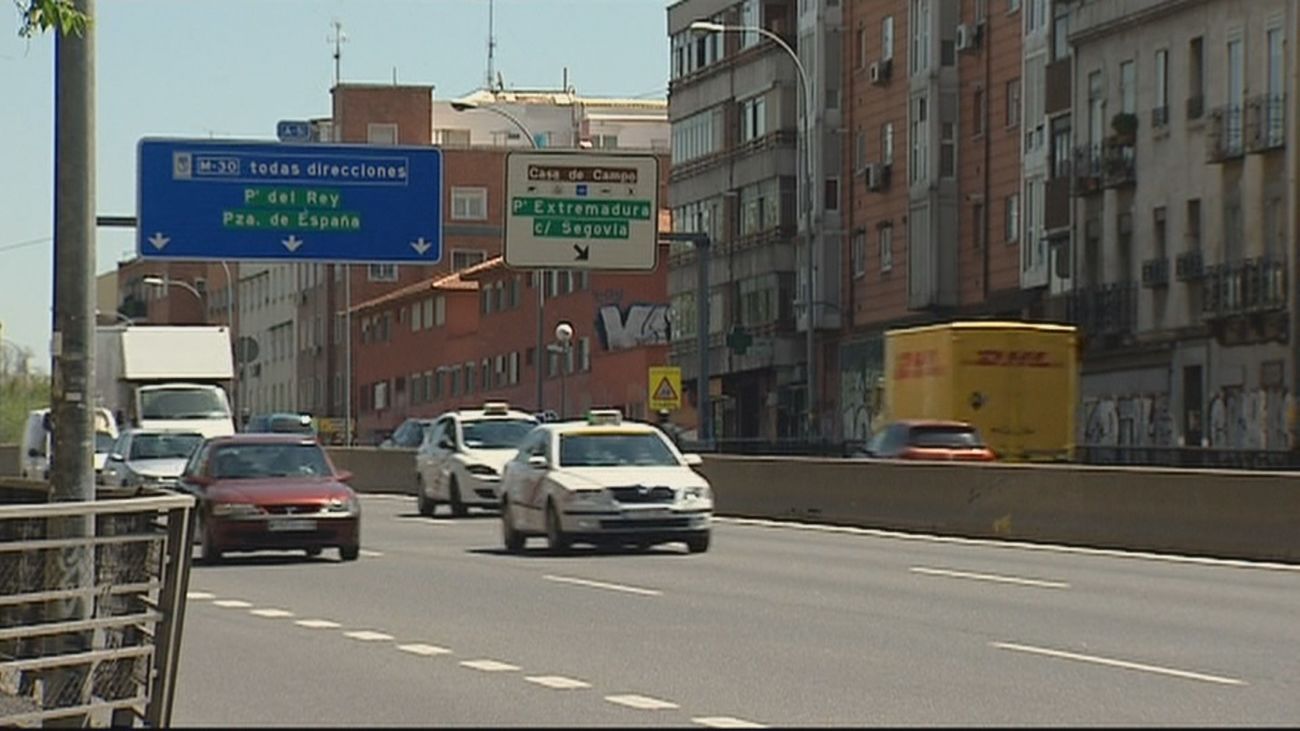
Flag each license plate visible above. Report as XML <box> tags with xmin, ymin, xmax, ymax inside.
<box><xmin>268</xmin><ymin>518</ymin><xmax>317</xmax><ymax>532</ymax></box>
<box><xmin>625</xmin><ymin>509</ymin><xmax>669</xmax><ymax>519</ymax></box>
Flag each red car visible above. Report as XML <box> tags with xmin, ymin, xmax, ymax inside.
<box><xmin>180</xmin><ymin>434</ymin><xmax>361</xmax><ymax>563</ymax></box>
<box><xmin>858</xmin><ymin>420</ymin><xmax>998</xmax><ymax>462</ymax></box>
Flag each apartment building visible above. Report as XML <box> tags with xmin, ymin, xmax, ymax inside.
<box><xmin>237</xmin><ymin>263</ymin><xmax>298</xmax><ymax>419</ymax></box>
<box><xmin>436</xmin><ymin>87</ymin><xmax>669</xmax><ymax>150</ymax></box>
<box><xmin>1058</xmin><ymin>0</ymin><xmax>1297</xmax><ymax>456</ymax></box>
<box><xmin>666</xmin><ymin>0</ymin><xmax>809</xmax><ymax>440</ymax></box>
<box><xmin>836</xmin><ymin>0</ymin><xmax>1030</xmax><ymax>443</ymax></box>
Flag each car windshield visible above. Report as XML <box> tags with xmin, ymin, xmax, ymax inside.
<box><xmin>94</xmin><ymin>432</ymin><xmax>116</xmax><ymax>453</ymax></box>
<box><xmin>558</xmin><ymin>432</ymin><xmax>679</xmax><ymax>468</ymax></box>
<box><xmin>140</xmin><ymin>388</ymin><xmax>230</xmax><ymax>420</ymax></box>
<box><xmin>130</xmin><ymin>433</ymin><xmax>204</xmax><ymax>461</ymax></box>
<box><xmin>908</xmin><ymin>425</ymin><xmax>985</xmax><ymax>449</ymax></box>
<box><xmin>210</xmin><ymin>443</ymin><xmax>332</xmax><ymax>479</ymax></box>
<box><xmin>461</xmin><ymin>419</ymin><xmax>536</xmax><ymax>450</ymax></box>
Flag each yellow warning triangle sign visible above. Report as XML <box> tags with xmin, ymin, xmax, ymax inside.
<box><xmin>653</xmin><ymin>377</ymin><xmax>678</xmax><ymax>403</ymax></box>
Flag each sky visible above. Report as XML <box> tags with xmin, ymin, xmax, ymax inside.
<box><xmin>0</xmin><ymin>0</ymin><xmax>671</xmax><ymax>369</ymax></box>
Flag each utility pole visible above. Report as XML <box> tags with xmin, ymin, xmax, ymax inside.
<box><xmin>48</xmin><ymin>0</ymin><xmax>97</xmax><ymax>720</ymax></box>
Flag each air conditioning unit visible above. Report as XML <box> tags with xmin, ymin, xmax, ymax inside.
<box><xmin>956</xmin><ymin>24</ymin><xmax>973</xmax><ymax>52</ymax></box>
<box><xmin>863</xmin><ymin>163</ymin><xmax>882</xmax><ymax>192</ymax></box>
<box><xmin>868</xmin><ymin>62</ymin><xmax>882</xmax><ymax>85</ymax></box>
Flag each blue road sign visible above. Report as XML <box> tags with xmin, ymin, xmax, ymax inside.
<box><xmin>137</xmin><ymin>138</ymin><xmax>443</xmax><ymax>264</ymax></box>
<box><xmin>276</xmin><ymin>120</ymin><xmax>312</xmax><ymax>143</ymax></box>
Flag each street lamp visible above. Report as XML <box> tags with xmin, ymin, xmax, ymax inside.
<box><xmin>143</xmin><ymin>274</ymin><xmax>202</xmax><ymax>302</ymax></box>
<box><xmin>548</xmin><ymin>321</ymin><xmax>575</xmax><ymax>420</ymax></box>
<box><xmin>450</xmin><ymin>98</ymin><xmax>552</xmax><ymax>417</ymax></box>
<box><xmin>689</xmin><ymin>19</ymin><xmax>819</xmax><ymax>438</ymax></box>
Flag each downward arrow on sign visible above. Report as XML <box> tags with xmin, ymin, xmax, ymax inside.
<box><xmin>282</xmin><ymin>235</ymin><xmax>304</xmax><ymax>253</ymax></box>
<box><xmin>148</xmin><ymin>232</ymin><xmax>170</xmax><ymax>250</ymax></box>
<box><xmin>573</xmin><ymin>245</ymin><xmax>590</xmax><ymax>261</ymax></box>
<box><xmin>411</xmin><ymin>237</ymin><xmax>432</xmax><ymax>255</ymax></box>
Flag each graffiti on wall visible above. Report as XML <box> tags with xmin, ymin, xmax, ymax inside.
<box><xmin>1206</xmin><ymin>387</ymin><xmax>1292</xmax><ymax>450</ymax></box>
<box><xmin>595</xmin><ymin>304</ymin><xmax>670</xmax><ymax>351</ymax></box>
<box><xmin>1081</xmin><ymin>393</ymin><xmax>1175</xmax><ymax>447</ymax></box>
<box><xmin>839</xmin><ymin>338</ymin><xmax>885</xmax><ymax>443</ymax></box>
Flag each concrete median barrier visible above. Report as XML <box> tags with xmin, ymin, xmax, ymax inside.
<box><xmin>0</xmin><ymin>445</ymin><xmax>18</xmax><ymax>478</ymax></box>
<box><xmin>326</xmin><ymin>447</ymin><xmax>418</xmax><ymax>496</ymax></box>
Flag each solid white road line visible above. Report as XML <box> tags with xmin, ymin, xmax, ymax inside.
<box><xmin>356</xmin><ymin>493</ymin><xmax>413</xmax><ymax>501</ymax></box>
<box><xmin>543</xmin><ymin>574</ymin><xmax>662</xmax><ymax>597</ymax></box>
<box><xmin>295</xmin><ymin>619</ymin><xmax>341</xmax><ymax>629</ymax></box>
<box><xmin>358</xmin><ymin>549</ymin><xmax>384</xmax><ymax>557</ymax></box>
<box><xmin>605</xmin><ymin>694</ymin><xmax>680</xmax><ymax>710</ymax></box>
<box><xmin>185</xmin><ymin>591</ymin><xmax>215</xmax><ymax>600</ymax></box>
<box><xmin>910</xmin><ymin>566</ymin><xmax>1071</xmax><ymax>589</ymax></box>
<box><xmin>343</xmin><ymin>630</ymin><xmax>395</xmax><ymax>642</ymax></box>
<box><xmin>212</xmin><ymin>599</ymin><xmax>252</xmax><ymax>608</ymax></box>
<box><xmin>693</xmin><ymin>717</ymin><xmax>768</xmax><ymax>728</ymax></box>
<box><xmin>460</xmin><ymin>659</ymin><xmax>520</xmax><ymax>672</ymax></box>
<box><xmin>714</xmin><ymin>517</ymin><xmax>1300</xmax><ymax>573</ymax></box>
<box><xmin>397</xmin><ymin>643</ymin><xmax>453</xmax><ymax>657</ymax></box>
<box><xmin>249</xmin><ymin>608</ymin><xmax>295</xmax><ymax>618</ymax></box>
<box><xmin>990</xmin><ymin>642</ymin><xmax>1247</xmax><ymax>686</ymax></box>
<box><xmin>525</xmin><ymin>675</ymin><xmax>591</xmax><ymax>690</ymax></box>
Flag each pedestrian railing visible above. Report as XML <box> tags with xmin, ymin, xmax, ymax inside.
<box><xmin>0</xmin><ymin>491</ymin><xmax>194</xmax><ymax>727</ymax></box>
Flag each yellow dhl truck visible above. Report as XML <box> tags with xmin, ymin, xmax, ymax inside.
<box><xmin>883</xmin><ymin>321</ymin><xmax>1079</xmax><ymax>461</ymax></box>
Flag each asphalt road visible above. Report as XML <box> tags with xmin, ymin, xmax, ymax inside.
<box><xmin>171</xmin><ymin>494</ymin><xmax>1300</xmax><ymax>727</ymax></box>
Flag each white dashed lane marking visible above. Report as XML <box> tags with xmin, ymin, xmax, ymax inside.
<box><xmin>249</xmin><ymin>608</ymin><xmax>295</xmax><ymax>618</ymax></box>
<box><xmin>397</xmin><ymin>643</ymin><xmax>453</xmax><ymax>656</ymax></box>
<box><xmin>460</xmin><ymin>659</ymin><xmax>520</xmax><ymax>672</ymax></box>
<box><xmin>295</xmin><ymin>619</ymin><xmax>341</xmax><ymax>629</ymax></box>
<box><xmin>343</xmin><ymin>630</ymin><xmax>395</xmax><ymax>642</ymax></box>
<box><xmin>212</xmin><ymin>599</ymin><xmax>252</xmax><ymax>608</ymax></box>
<box><xmin>543</xmin><ymin>574</ymin><xmax>662</xmax><ymax>597</ymax></box>
<box><xmin>525</xmin><ymin>675</ymin><xmax>591</xmax><ymax>690</ymax></box>
<box><xmin>991</xmin><ymin>642</ymin><xmax>1248</xmax><ymax>686</ymax></box>
<box><xmin>910</xmin><ymin>566</ymin><xmax>1071</xmax><ymax>589</ymax></box>
<box><xmin>359</xmin><ymin>549</ymin><xmax>384</xmax><ymax>557</ymax></box>
<box><xmin>185</xmin><ymin>591</ymin><xmax>215</xmax><ymax>600</ymax></box>
<box><xmin>604</xmin><ymin>694</ymin><xmax>680</xmax><ymax>710</ymax></box>
<box><xmin>693</xmin><ymin>717</ymin><xmax>768</xmax><ymax>728</ymax></box>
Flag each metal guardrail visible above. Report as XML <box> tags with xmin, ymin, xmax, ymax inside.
<box><xmin>0</xmin><ymin>491</ymin><xmax>195</xmax><ymax>728</ymax></box>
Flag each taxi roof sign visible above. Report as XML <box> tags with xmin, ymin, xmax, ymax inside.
<box><xmin>482</xmin><ymin>401</ymin><xmax>511</xmax><ymax>415</ymax></box>
<box><xmin>586</xmin><ymin>409</ymin><xmax>623</xmax><ymax>426</ymax></box>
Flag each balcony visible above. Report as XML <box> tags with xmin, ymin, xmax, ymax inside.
<box><xmin>1151</xmin><ymin>105</ymin><xmax>1170</xmax><ymax>130</ymax></box>
<box><xmin>1102</xmin><ymin>138</ymin><xmax>1136</xmax><ymax>188</ymax></box>
<box><xmin>1202</xmin><ymin>257</ymin><xmax>1288</xmax><ymax>319</ymax></box>
<box><xmin>1245</xmin><ymin>94</ymin><xmax>1286</xmax><ymax>153</ymax></box>
<box><xmin>1141</xmin><ymin>257</ymin><xmax>1170</xmax><ymax>288</ymax></box>
<box><xmin>1175</xmin><ymin>250</ymin><xmax>1205</xmax><ymax>282</ymax></box>
<box><xmin>1073</xmin><ymin>144</ymin><xmax>1103</xmax><ymax>195</ymax></box>
<box><xmin>1044</xmin><ymin>175</ymin><xmax>1071</xmax><ymax>233</ymax></box>
<box><xmin>1053</xmin><ymin>283</ymin><xmax>1138</xmax><ymax>339</ymax></box>
<box><xmin>1045</xmin><ymin>58</ymin><xmax>1072</xmax><ymax>115</ymax></box>
<box><xmin>1206</xmin><ymin>105</ymin><xmax>1245</xmax><ymax>162</ymax></box>
<box><xmin>1186</xmin><ymin>94</ymin><xmax>1204</xmax><ymax>121</ymax></box>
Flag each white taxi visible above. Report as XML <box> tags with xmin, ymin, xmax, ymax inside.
<box><xmin>498</xmin><ymin>410</ymin><xmax>713</xmax><ymax>554</ymax></box>
<box><xmin>415</xmin><ymin>402</ymin><xmax>539</xmax><ymax>517</ymax></box>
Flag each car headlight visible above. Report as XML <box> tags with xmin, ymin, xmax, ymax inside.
<box><xmin>327</xmin><ymin>496</ymin><xmax>359</xmax><ymax>513</ymax></box>
<box><xmin>464</xmin><ymin>463</ymin><xmax>498</xmax><ymax>477</ymax></box>
<box><xmin>683</xmin><ymin>485</ymin><xmax>711</xmax><ymax>501</ymax></box>
<box><xmin>211</xmin><ymin>502</ymin><xmax>265</xmax><ymax>517</ymax></box>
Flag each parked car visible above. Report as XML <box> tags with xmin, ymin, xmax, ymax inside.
<box><xmin>21</xmin><ymin>407</ymin><xmax>118</xmax><ymax>481</ymax></box>
<box><xmin>100</xmin><ymin>429</ymin><xmax>204</xmax><ymax>488</ymax></box>
<box><xmin>415</xmin><ymin>402</ymin><xmax>539</xmax><ymax>516</ymax></box>
<box><xmin>857</xmin><ymin>420</ymin><xmax>997</xmax><ymax>462</ymax></box>
<box><xmin>380</xmin><ymin>417</ymin><xmax>435</xmax><ymax>449</ymax></box>
<box><xmin>179</xmin><ymin>434</ymin><xmax>360</xmax><ymax>563</ymax></box>
<box><xmin>498</xmin><ymin>409</ymin><xmax>713</xmax><ymax>554</ymax></box>
<box><xmin>244</xmin><ymin>412</ymin><xmax>317</xmax><ymax>436</ymax></box>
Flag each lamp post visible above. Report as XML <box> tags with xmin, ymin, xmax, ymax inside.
<box><xmin>548</xmin><ymin>321</ymin><xmax>574</xmax><ymax>420</ymax></box>
<box><xmin>450</xmin><ymin>99</ymin><xmax>552</xmax><ymax>417</ymax></box>
<box><xmin>690</xmin><ymin>20</ymin><xmax>818</xmax><ymax>438</ymax></box>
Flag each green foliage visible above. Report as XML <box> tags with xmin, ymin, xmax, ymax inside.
<box><xmin>0</xmin><ymin>375</ymin><xmax>49</xmax><ymax>443</ymax></box>
<box><xmin>16</xmin><ymin>0</ymin><xmax>90</xmax><ymax>38</ymax></box>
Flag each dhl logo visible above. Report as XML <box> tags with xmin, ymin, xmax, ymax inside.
<box><xmin>963</xmin><ymin>349</ymin><xmax>1061</xmax><ymax>368</ymax></box>
<box><xmin>894</xmin><ymin>349</ymin><xmax>945</xmax><ymax>380</ymax></box>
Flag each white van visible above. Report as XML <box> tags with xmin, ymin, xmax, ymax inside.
<box><xmin>20</xmin><ymin>408</ymin><xmax>119</xmax><ymax>481</ymax></box>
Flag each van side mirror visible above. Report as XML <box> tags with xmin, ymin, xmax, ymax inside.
<box><xmin>439</xmin><ymin>437</ymin><xmax>457</xmax><ymax>451</ymax></box>
<box><xmin>681</xmin><ymin>453</ymin><xmax>704</xmax><ymax>466</ymax></box>
<box><xmin>109</xmin><ymin>453</ymin><xmax>125</xmax><ymax>462</ymax></box>
<box><xmin>527</xmin><ymin>455</ymin><xmax>548</xmax><ymax>469</ymax></box>
<box><xmin>335</xmin><ymin>470</ymin><xmax>354</xmax><ymax>483</ymax></box>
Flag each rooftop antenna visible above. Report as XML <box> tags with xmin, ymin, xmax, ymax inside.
<box><xmin>486</xmin><ymin>0</ymin><xmax>497</xmax><ymax>90</ymax></box>
<box><xmin>327</xmin><ymin>18</ymin><xmax>348</xmax><ymax>87</ymax></box>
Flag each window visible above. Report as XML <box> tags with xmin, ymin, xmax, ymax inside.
<box><xmin>740</xmin><ymin>95</ymin><xmax>767</xmax><ymax>142</ymax></box>
<box><xmin>374</xmin><ymin>381</ymin><xmax>388</xmax><ymax>411</ymax></box>
<box><xmin>481</xmin><ymin>286</ymin><xmax>493</xmax><ymax>315</ymax></box>
<box><xmin>740</xmin><ymin>0</ymin><xmax>759</xmax><ymax>49</ymax></box>
<box><xmin>671</xmin><ymin>109</ymin><xmax>718</xmax><ymax>164</ymax></box>
<box><xmin>451</xmin><ymin>187</ymin><xmax>488</xmax><ymax>221</ymax></box>
<box><xmin>824</xmin><ymin>178</ymin><xmax>840</xmax><ymax>212</ymax></box>
<box><xmin>367</xmin><ymin>263</ymin><xmax>397</xmax><ymax>282</ymax></box>
<box><xmin>1023</xmin><ymin>180</ymin><xmax>1039</xmax><ymax>271</ymax></box>
<box><xmin>973</xmin><ymin>88</ymin><xmax>985</xmax><ymax>136</ymax></box>
<box><xmin>940</xmin><ymin>122</ymin><xmax>955</xmax><ymax>178</ymax></box>
<box><xmin>1087</xmin><ymin>70</ymin><xmax>1104</xmax><ymax>145</ymax></box>
<box><xmin>1007</xmin><ymin>0</ymin><xmax>1019</xmax><ymax>11</ymax></box>
<box><xmin>910</xmin><ymin>0</ymin><xmax>930</xmax><ymax>74</ymax></box>
<box><xmin>852</xmin><ymin>230</ymin><xmax>867</xmax><ymax>278</ymax></box>
<box><xmin>881</xmin><ymin>122</ymin><xmax>894</xmax><ymax>165</ymax></box>
<box><xmin>464</xmin><ymin>363</ymin><xmax>475</xmax><ymax>395</ymax></box>
<box><xmin>1188</xmin><ymin>36</ymin><xmax>1204</xmax><ymax>113</ymax></box>
<box><xmin>1154</xmin><ymin>50</ymin><xmax>1169</xmax><ymax>124</ymax></box>
<box><xmin>856</xmin><ymin>24</ymin><xmax>868</xmax><ymax>69</ymax></box>
<box><xmin>1005</xmin><ymin>193</ymin><xmax>1020</xmax><ymax>242</ymax></box>
<box><xmin>1119</xmin><ymin>60</ymin><xmax>1135</xmax><ymax>115</ymax></box>
<box><xmin>1025</xmin><ymin>0</ymin><xmax>1046</xmax><ymax>33</ymax></box>
<box><xmin>578</xmin><ymin>337</ymin><xmax>591</xmax><ymax>372</ymax></box>
<box><xmin>1006</xmin><ymin>78</ymin><xmax>1021</xmax><ymax>128</ymax></box>
<box><xmin>1227</xmin><ymin>37</ymin><xmax>1244</xmax><ymax>151</ymax></box>
<box><xmin>881</xmin><ymin>16</ymin><xmax>894</xmax><ymax>61</ymax></box>
<box><xmin>366</xmin><ymin>123</ymin><xmax>397</xmax><ymax>145</ymax></box>
<box><xmin>1153</xmin><ymin>206</ymin><xmax>1167</xmax><ymax>258</ymax></box>
<box><xmin>1052</xmin><ymin>12</ymin><xmax>1069</xmax><ymax>60</ymax></box>
<box><xmin>435</xmin><ymin>295</ymin><xmax>446</xmax><ymax>326</ymax></box>
<box><xmin>422</xmin><ymin>297</ymin><xmax>434</xmax><ymax>328</ymax></box>
<box><xmin>879</xmin><ymin>224</ymin><xmax>894</xmax><ymax>273</ymax></box>
<box><xmin>451</xmin><ymin>249</ymin><xmax>487</xmax><ymax>271</ymax></box>
<box><xmin>909</xmin><ymin>96</ymin><xmax>928</xmax><ymax>183</ymax></box>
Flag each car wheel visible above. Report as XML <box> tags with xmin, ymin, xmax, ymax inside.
<box><xmin>304</xmin><ymin>546</ymin><xmax>323</xmax><ymax>558</ymax></box>
<box><xmin>198</xmin><ymin>517</ymin><xmax>223</xmax><ymax>564</ymax></box>
<box><xmin>544</xmin><ymin>500</ymin><xmax>570</xmax><ymax>555</ymax></box>
<box><xmin>685</xmin><ymin>531</ymin><xmax>711</xmax><ymax>554</ymax></box>
<box><xmin>339</xmin><ymin>544</ymin><xmax>360</xmax><ymax>562</ymax></box>
<box><xmin>448</xmin><ymin>478</ymin><xmax>468</xmax><ymax>518</ymax></box>
<box><xmin>502</xmin><ymin>498</ymin><xmax>525</xmax><ymax>554</ymax></box>
<box><xmin>416</xmin><ymin>475</ymin><xmax>436</xmax><ymax>517</ymax></box>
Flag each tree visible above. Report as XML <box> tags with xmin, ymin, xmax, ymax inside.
<box><xmin>15</xmin><ymin>0</ymin><xmax>89</xmax><ymax>37</ymax></box>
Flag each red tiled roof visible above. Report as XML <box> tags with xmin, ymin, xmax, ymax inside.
<box><xmin>349</xmin><ymin>270</ymin><xmax>477</xmax><ymax>314</ymax></box>
<box><xmin>456</xmin><ymin>256</ymin><xmax>506</xmax><ymax>282</ymax></box>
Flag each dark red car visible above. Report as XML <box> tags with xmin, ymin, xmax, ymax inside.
<box><xmin>858</xmin><ymin>420</ymin><xmax>998</xmax><ymax>462</ymax></box>
<box><xmin>179</xmin><ymin>434</ymin><xmax>361</xmax><ymax>563</ymax></box>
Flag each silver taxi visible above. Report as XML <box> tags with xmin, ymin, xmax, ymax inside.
<box><xmin>498</xmin><ymin>410</ymin><xmax>713</xmax><ymax>554</ymax></box>
<box><xmin>415</xmin><ymin>402</ymin><xmax>539</xmax><ymax>516</ymax></box>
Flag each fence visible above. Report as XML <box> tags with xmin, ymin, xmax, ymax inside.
<box><xmin>0</xmin><ymin>491</ymin><xmax>195</xmax><ymax>727</ymax></box>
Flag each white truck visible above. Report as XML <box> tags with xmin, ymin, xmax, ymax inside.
<box><xmin>95</xmin><ymin>325</ymin><xmax>237</xmax><ymax>439</ymax></box>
